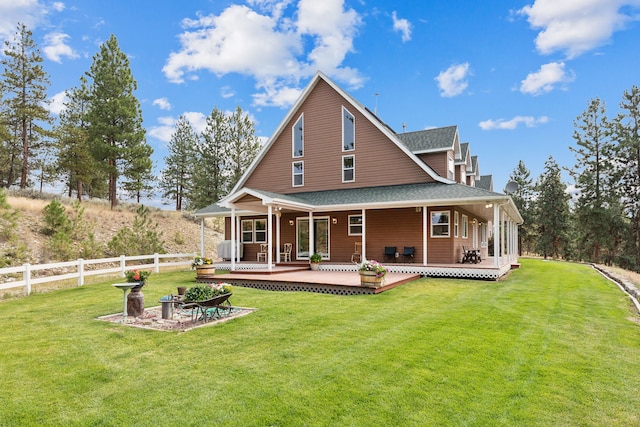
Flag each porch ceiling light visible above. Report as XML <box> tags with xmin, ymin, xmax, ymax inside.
<box><xmin>485</xmin><ymin>203</ymin><xmax>493</xmax><ymax>209</ymax></box>
<box><xmin>332</xmin><ymin>217</ymin><xmax>338</xmax><ymax>224</ymax></box>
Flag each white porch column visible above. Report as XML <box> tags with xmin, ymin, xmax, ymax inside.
<box><xmin>493</xmin><ymin>204</ymin><xmax>500</xmax><ymax>268</ymax></box>
<box><xmin>200</xmin><ymin>218</ymin><xmax>205</xmax><ymax>257</ymax></box>
<box><xmin>231</xmin><ymin>208</ymin><xmax>236</xmax><ymax>271</ymax></box>
<box><xmin>422</xmin><ymin>206</ymin><xmax>428</xmax><ymax>266</ymax></box>
<box><xmin>501</xmin><ymin>210</ymin><xmax>506</xmax><ymax>265</ymax></box>
<box><xmin>267</xmin><ymin>205</ymin><xmax>273</xmax><ymax>272</ymax></box>
<box><xmin>361</xmin><ymin>209</ymin><xmax>366</xmax><ymax>261</ymax></box>
<box><xmin>276</xmin><ymin>211</ymin><xmax>281</xmax><ymax>264</ymax></box>
<box><xmin>308</xmin><ymin>211</ymin><xmax>314</xmax><ymax>258</ymax></box>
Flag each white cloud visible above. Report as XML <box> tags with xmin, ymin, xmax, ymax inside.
<box><xmin>479</xmin><ymin>115</ymin><xmax>549</xmax><ymax>130</ymax></box>
<box><xmin>520</xmin><ymin>61</ymin><xmax>574</xmax><ymax>95</ymax></box>
<box><xmin>0</xmin><ymin>0</ymin><xmax>45</xmax><ymax>40</ymax></box>
<box><xmin>435</xmin><ymin>63</ymin><xmax>471</xmax><ymax>97</ymax></box>
<box><xmin>47</xmin><ymin>90</ymin><xmax>68</xmax><ymax>115</ymax></box>
<box><xmin>152</xmin><ymin>97</ymin><xmax>172</xmax><ymax>110</ymax></box>
<box><xmin>43</xmin><ymin>32</ymin><xmax>78</xmax><ymax>62</ymax></box>
<box><xmin>147</xmin><ymin>112</ymin><xmax>208</xmax><ymax>143</ymax></box>
<box><xmin>392</xmin><ymin>11</ymin><xmax>411</xmax><ymax>42</ymax></box>
<box><xmin>221</xmin><ymin>86</ymin><xmax>235</xmax><ymax>99</ymax></box>
<box><xmin>518</xmin><ymin>0</ymin><xmax>640</xmax><ymax>58</ymax></box>
<box><xmin>52</xmin><ymin>2</ymin><xmax>64</xmax><ymax>12</ymax></box>
<box><xmin>163</xmin><ymin>0</ymin><xmax>363</xmax><ymax>108</ymax></box>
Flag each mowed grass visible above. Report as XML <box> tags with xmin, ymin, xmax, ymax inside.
<box><xmin>0</xmin><ymin>259</ymin><xmax>639</xmax><ymax>426</ymax></box>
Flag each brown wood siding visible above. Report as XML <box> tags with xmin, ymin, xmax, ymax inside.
<box><xmin>244</xmin><ymin>79</ymin><xmax>434</xmax><ymax>193</ymax></box>
<box><xmin>426</xmin><ymin>207</ymin><xmax>454</xmax><ymax>264</ymax></box>
<box><xmin>364</xmin><ymin>208</ymin><xmax>424</xmax><ymax>263</ymax></box>
<box><xmin>418</xmin><ymin>152</ymin><xmax>448</xmax><ymax>179</ymax></box>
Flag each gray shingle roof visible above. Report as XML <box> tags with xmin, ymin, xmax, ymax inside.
<box><xmin>395</xmin><ymin>125</ymin><xmax>457</xmax><ymax>153</ymax></box>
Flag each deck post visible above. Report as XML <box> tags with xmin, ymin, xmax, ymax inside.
<box><xmin>268</xmin><ymin>205</ymin><xmax>273</xmax><ymax>272</ymax></box>
<box><xmin>309</xmin><ymin>211</ymin><xmax>314</xmax><ymax>260</ymax></box>
<box><xmin>422</xmin><ymin>206</ymin><xmax>427</xmax><ymax>266</ymax></box>
<box><xmin>361</xmin><ymin>209</ymin><xmax>366</xmax><ymax>261</ymax></box>
<box><xmin>276</xmin><ymin>210</ymin><xmax>281</xmax><ymax>265</ymax></box>
<box><xmin>231</xmin><ymin>207</ymin><xmax>236</xmax><ymax>271</ymax></box>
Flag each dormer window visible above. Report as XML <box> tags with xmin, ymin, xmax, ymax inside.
<box><xmin>292</xmin><ymin>114</ymin><xmax>304</xmax><ymax>158</ymax></box>
<box><xmin>342</xmin><ymin>107</ymin><xmax>355</xmax><ymax>151</ymax></box>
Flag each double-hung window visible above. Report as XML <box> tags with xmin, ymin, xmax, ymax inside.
<box><xmin>431</xmin><ymin>211</ymin><xmax>450</xmax><ymax>237</ymax></box>
<box><xmin>241</xmin><ymin>219</ymin><xmax>267</xmax><ymax>243</ymax></box>
<box><xmin>462</xmin><ymin>214</ymin><xmax>469</xmax><ymax>238</ymax></box>
<box><xmin>348</xmin><ymin>215</ymin><xmax>362</xmax><ymax>235</ymax></box>
<box><xmin>254</xmin><ymin>219</ymin><xmax>267</xmax><ymax>243</ymax></box>
<box><xmin>292</xmin><ymin>161</ymin><xmax>304</xmax><ymax>187</ymax></box>
<box><xmin>454</xmin><ymin>211</ymin><xmax>459</xmax><ymax>237</ymax></box>
<box><xmin>241</xmin><ymin>220</ymin><xmax>254</xmax><ymax>243</ymax></box>
<box><xmin>292</xmin><ymin>114</ymin><xmax>304</xmax><ymax>158</ymax></box>
<box><xmin>342</xmin><ymin>155</ymin><xmax>355</xmax><ymax>182</ymax></box>
<box><xmin>342</xmin><ymin>107</ymin><xmax>355</xmax><ymax>151</ymax></box>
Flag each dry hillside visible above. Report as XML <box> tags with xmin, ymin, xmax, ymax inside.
<box><xmin>7</xmin><ymin>195</ymin><xmax>224</xmax><ymax>264</ymax></box>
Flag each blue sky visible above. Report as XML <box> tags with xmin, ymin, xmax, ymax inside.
<box><xmin>2</xmin><ymin>0</ymin><xmax>639</xmax><ymax>206</ymax></box>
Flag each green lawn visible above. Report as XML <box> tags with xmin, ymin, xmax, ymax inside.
<box><xmin>0</xmin><ymin>259</ymin><xmax>639</xmax><ymax>426</ymax></box>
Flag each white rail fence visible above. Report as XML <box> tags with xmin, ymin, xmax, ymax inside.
<box><xmin>0</xmin><ymin>253</ymin><xmax>195</xmax><ymax>296</ymax></box>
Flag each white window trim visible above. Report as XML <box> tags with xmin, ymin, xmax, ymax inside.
<box><xmin>430</xmin><ymin>210</ymin><xmax>450</xmax><ymax>238</ymax></box>
<box><xmin>454</xmin><ymin>211</ymin><xmax>459</xmax><ymax>238</ymax></box>
<box><xmin>292</xmin><ymin>114</ymin><xmax>304</xmax><ymax>158</ymax></box>
<box><xmin>292</xmin><ymin>161</ymin><xmax>304</xmax><ymax>187</ymax></box>
<box><xmin>241</xmin><ymin>219</ymin><xmax>254</xmax><ymax>243</ymax></box>
<box><xmin>254</xmin><ymin>219</ymin><xmax>267</xmax><ymax>243</ymax></box>
<box><xmin>342</xmin><ymin>106</ymin><xmax>355</xmax><ymax>152</ymax></box>
<box><xmin>348</xmin><ymin>214</ymin><xmax>363</xmax><ymax>236</ymax></box>
<box><xmin>342</xmin><ymin>154</ymin><xmax>355</xmax><ymax>183</ymax></box>
<box><xmin>462</xmin><ymin>214</ymin><xmax>468</xmax><ymax>239</ymax></box>
<box><xmin>448</xmin><ymin>156</ymin><xmax>455</xmax><ymax>180</ymax></box>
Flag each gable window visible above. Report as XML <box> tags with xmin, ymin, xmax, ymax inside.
<box><xmin>292</xmin><ymin>114</ymin><xmax>304</xmax><ymax>157</ymax></box>
<box><xmin>348</xmin><ymin>215</ymin><xmax>362</xmax><ymax>235</ymax></box>
<box><xmin>462</xmin><ymin>214</ymin><xmax>468</xmax><ymax>238</ymax></box>
<box><xmin>241</xmin><ymin>220</ymin><xmax>254</xmax><ymax>243</ymax></box>
<box><xmin>431</xmin><ymin>211</ymin><xmax>450</xmax><ymax>237</ymax></box>
<box><xmin>255</xmin><ymin>219</ymin><xmax>267</xmax><ymax>243</ymax></box>
<box><xmin>343</xmin><ymin>107</ymin><xmax>355</xmax><ymax>151</ymax></box>
<box><xmin>454</xmin><ymin>211</ymin><xmax>459</xmax><ymax>237</ymax></box>
<box><xmin>342</xmin><ymin>155</ymin><xmax>355</xmax><ymax>182</ymax></box>
<box><xmin>292</xmin><ymin>161</ymin><xmax>304</xmax><ymax>187</ymax></box>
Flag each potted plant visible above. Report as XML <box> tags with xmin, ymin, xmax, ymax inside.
<box><xmin>309</xmin><ymin>252</ymin><xmax>322</xmax><ymax>271</ymax></box>
<box><xmin>183</xmin><ymin>282</ymin><xmax>233</xmax><ymax>302</ymax></box>
<box><xmin>358</xmin><ymin>259</ymin><xmax>387</xmax><ymax>287</ymax></box>
<box><xmin>192</xmin><ymin>256</ymin><xmax>216</xmax><ymax>280</ymax></box>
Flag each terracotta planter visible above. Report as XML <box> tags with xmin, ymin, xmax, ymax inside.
<box><xmin>195</xmin><ymin>265</ymin><xmax>216</xmax><ymax>279</ymax></box>
<box><xmin>359</xmin><ymin>271</ymin><xmax>383</xmax><ymax>287</ymax></box>
<box><xmin>309</xmin><ymin>262</ymin><xmax>320</xmax><ymax>271</ymax></box>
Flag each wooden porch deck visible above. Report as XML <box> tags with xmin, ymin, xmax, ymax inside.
<box><xmin>201</xmin><ymin>256</ymin><xmax>517</xmax><ymax>295</ymax></box>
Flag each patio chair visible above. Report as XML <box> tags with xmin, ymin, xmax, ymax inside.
<box><xmin>257</xmin><ymin>243</ymin><xmax>268</xmax><ymax>262</ymax></box>
<box><xmin>402</xmin><ymin>246</ymin><xmax>415</xmax><ymax>262</ymax></box>
<box><xmin>384</xmin><ymin>246</ymin><xmax>397</xmax><ymax>263</ymax></box>
<box><xmin>351</xmin><ymin>242</ymin><xmax>362</xmax><ymax>263</ymax></box>
<box><xmin>280</xmin><ymin>243</ymin><xmax>292</xmax><ymax>262</ymax></box>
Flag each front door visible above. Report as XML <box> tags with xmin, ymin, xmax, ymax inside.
<box><xmin>296</xmin><ymin>217</ymin><xmax>330</xmax><ymax>260</ymax></box>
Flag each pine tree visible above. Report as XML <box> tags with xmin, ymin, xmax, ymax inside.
<box><xmin>122</xmin><ymin>142</ymin><xmax>155</xmax><ymax>203</ymax></box>
<box><xmin>535</xmin><ymin>156</ymin><xmax>571</xmax><ymax>259</ymax></box>
<box><xmin>0</xmin><ymin>23</ymin><xmax>52</xmax><ymax>189</ymax></box>
<box><xmin>225</xmin><ymin>106</ymin><xmax>261</xmax><ymax>190</ymax></box>
<box><xmin>613</xmin><ymin>86</ymin><xmax>640</xmax><ymax>266</ymax></box>
<box><xmin>508</xmin><ymin>160</ymin><xmax>536</xmax><ymax>255</ymax></box>
<box><xmin>569</xmin><ymin>98</ymin><xmax>617</xmax><ymax>263</ymax></box>
<box><xmin>56</xmin><ymin>76</ymin><xmax>98</xmax><ymax>201</ymax></box>
<box><xmin>159</xmin><ymin>115</ymin><xmax>197</xmax><ymax>210</ymax></box>
<box><xmin>190</xmin><ymin>107</ymin><xmax>230</xmax><ymax>210</ymax></box>
<box><xmin>85</xmin><ymin>34</ymin><xmax>150</xmax><ymax>208</ymax></box>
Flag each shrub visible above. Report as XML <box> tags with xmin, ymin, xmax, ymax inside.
<box><xmin>42</xmin><ymin>199</ymin><xmax>71</xmax><ymax>236</ymax></box>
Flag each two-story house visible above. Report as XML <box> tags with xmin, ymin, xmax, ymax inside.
<box><xmin>194</xmin><ymin>71</ymin><xmax>522</xmax><ymax>279</ymax></box>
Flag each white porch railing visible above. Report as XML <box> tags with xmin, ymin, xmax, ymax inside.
<box><xmin>0</xmin><ymin>253</ymin><xmax>195</xmax><ymax>296</ymax></box>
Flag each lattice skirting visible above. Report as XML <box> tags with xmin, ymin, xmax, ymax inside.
<box><xmin>224</xmin><ymin>279</ymin><xmax>376</xmax><ymax>295</ymax></box>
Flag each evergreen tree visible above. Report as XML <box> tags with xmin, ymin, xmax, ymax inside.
<box><xmin>190</xmin><ymin>107</ymin><xmax>229</xmax><ymax>210</ymax></box>
<box><xmin>612</xmin><ymin>85</ymin><xmax>640</xmax><ymax>267</ymax></box>
<box><xmin>569</xmin><ymin>98</ymin><xmax>617</xmax><ymax>263</ymax></box>
<box><xmin>508</xmin><ymin>160</ymin><xmax>536</xmax><ymax>255</ymax></box>
<box><xmin>0</xmin><ymin>23</ymin><xmax>52</xmax><ymax>189</ymax></box>
<box><xmin>56</xmin><ymin>76</ymin><xmax>99</xmax><ymax>201</ymax></box>
<box><xmin>85</xmin><ymin>34</ymin><xmax>150</xmax><ymax>208</ymax></box>
<box><xmin>122</xmin><ymin>142</ymin><xmax>155</xmax><ymax>203</ymax></box>
<box><xmin>159</xmin><ymin>115</ymin><xmax>197</xmax><ymax>210</ymax></box>
<box><xmin>535</xmin><ymin>156</ymin><xmax>571</xmax><ymax>259</ymax></box>
<box><xmin>225</xmin><ymin>106</ymin><xmax>261</xmax><ymax>190</ymax></box>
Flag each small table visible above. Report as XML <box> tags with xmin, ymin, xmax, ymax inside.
<box><xmin>112</xmin><ymin>283</ymin><xmax>139</xmax><ymax>322</ymax></box>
